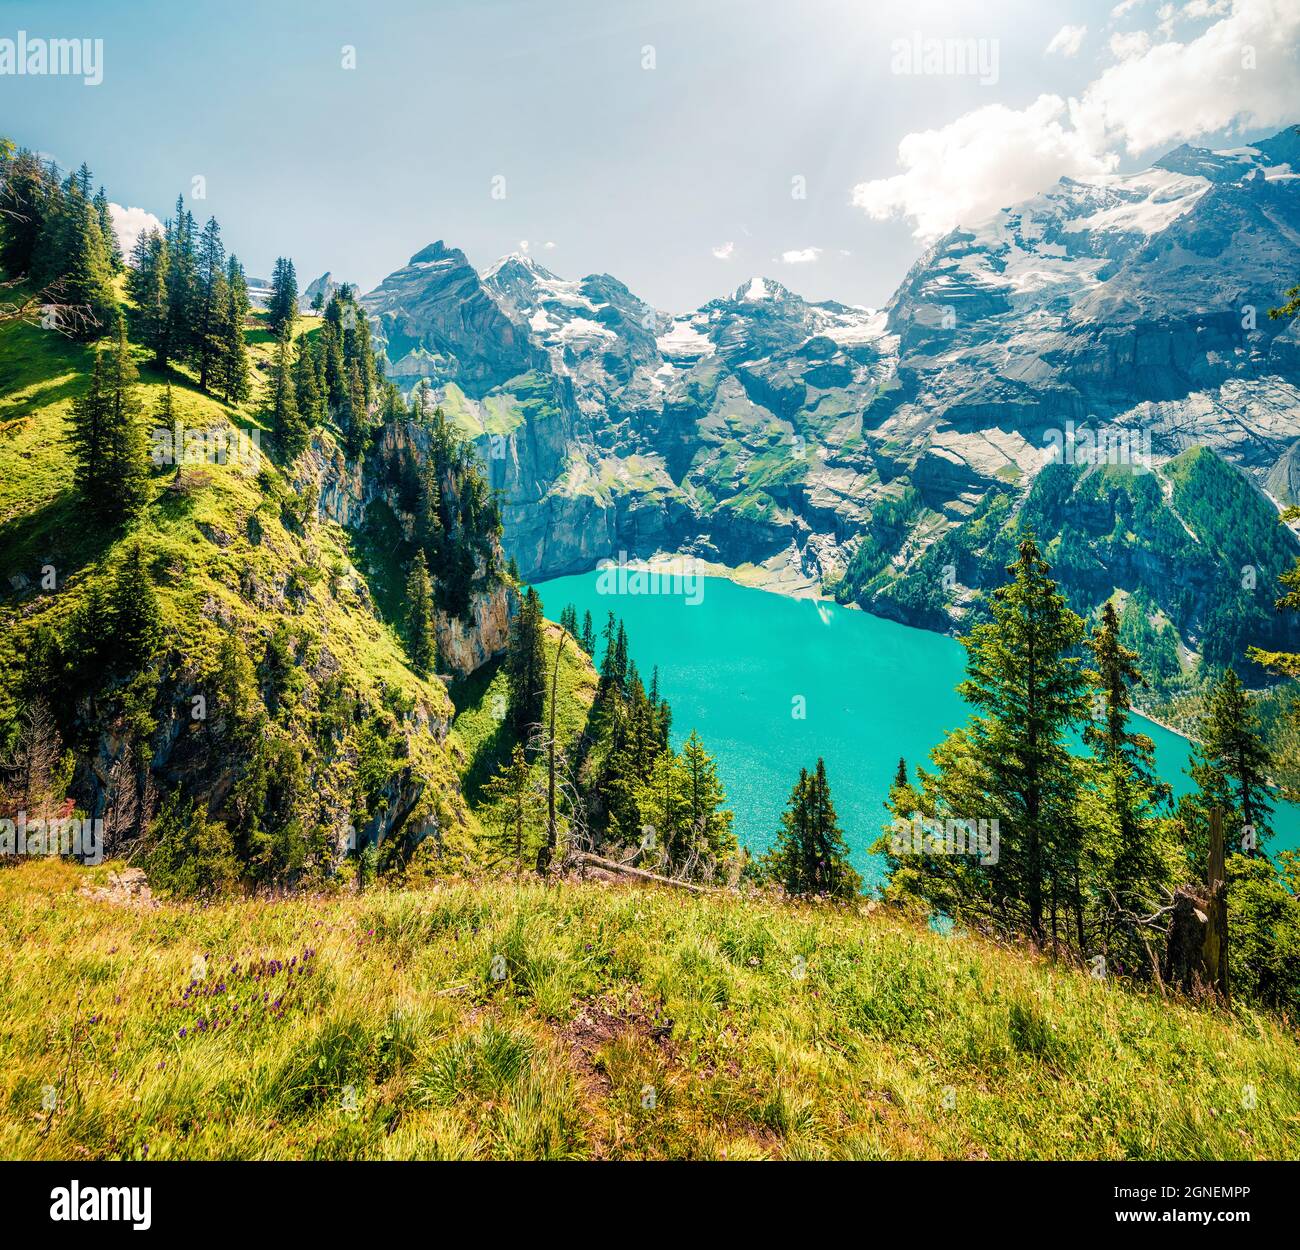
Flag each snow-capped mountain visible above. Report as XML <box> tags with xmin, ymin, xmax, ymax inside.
<box><xmin>358</xmin><ymin>128</ymin><xmax>1300</xmax><ymax>629</ymax></box>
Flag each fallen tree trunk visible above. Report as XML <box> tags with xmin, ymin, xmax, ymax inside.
<box><xmin>575</xmin><ymin>852</ymin><xmax>715</xmax><ymax>895</ymax></box>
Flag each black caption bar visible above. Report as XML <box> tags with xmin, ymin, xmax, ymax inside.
<box><xmin>1</xmin><ymin>1159</ymin><xmax>1295</xmax><ymax>1236</ymax></box>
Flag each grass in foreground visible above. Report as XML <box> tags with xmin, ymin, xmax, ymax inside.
<box><xmin>2</xmin><ymin>859</ymin><xmax>1298</xmax><ymax>1160</ymax></box>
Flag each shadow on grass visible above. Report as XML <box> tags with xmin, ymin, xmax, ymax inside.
<box><xmin>343</xmin><ymin>498</ymin><xmax>413</xmax><ymax>635</ymax></box>
<box><xmin>447</xmin><ymin>652</ymin><xmax>518</xmax><ymax>805</ymax></box>
<box><xmin>0</xmin><ymin>372</ymin><xmax>86</xmax><ymax>425</ymax></box>
<box><xmin>0</xmin><ymin>489</ymin><xmax>119</xmax><ymax>591</ymax></box>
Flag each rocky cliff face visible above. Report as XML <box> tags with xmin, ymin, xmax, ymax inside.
<box><xmin>357</xmin><ymin>130</ymin><xmax>1300</xmax><ymax>639</ymax></box>
<box><xmin>295</xmin><ymin>419</ymin><xmax>514</xmax><ymax>678</ymax></box>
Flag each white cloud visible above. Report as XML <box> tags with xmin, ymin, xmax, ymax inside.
<box><xmin>1111</xmin><ymin>0</ymin><xmax>1145</xmax><ymax>16</ymax></box>
<box><xmin>108</xmin><ymin>204</ymin><xmax>162</xmax><ymax>259</ymax></box>
<box><xmin>1109</xmin><ymin>29</ymin><xmax>1152</xmax><ymax>57</ymax></box>
<box><xmin>1081</xmin><ymin>0</ymin><xmax>1300</xmax><ymax>154</ymax></box>
<box><xmin>543</xmin><ymin>240</ymin><xmax>556</xmax><ymax>250</ymax></box>
<box><xmin>518</xmin><ymin>239</ymin><xmax>530</xmax><ymax>252</ymax></box>
<box><xmin>852</xmin><ymin>96</ymin><xmax>1116</xmax><ymax>240</ymax></box>
<box><xmin>1046</xmin><ymin>25</ymin><xmax>1088</xmax><ymax>57</ymax></box>
<box><xmin>854</xmin><ymin>0</ymin><xmax>1300</xmax><ymax>238</ymax></box>
<box><xmin>778</xmin><ymin>247</ymin><xmax>821</xmax><ymax>264</ymax></box>
<box><xmin>711</xmin><ymin>241</ymin><xmax>735</xmax><ymax>260</ymax></box>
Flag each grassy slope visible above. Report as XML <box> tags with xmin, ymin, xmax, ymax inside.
<box><xmin>0</xmin><ymin>309</ymin><xmax>470</xmax><ymax>841</ymax></box>
<box><xmin>2</xmin><ymin>856</ymin><xmax>1297</xmax><ymax>1160</ymax></box>
<box><xmin>448</xmin><ymin>622</ymin><xmax>597</xmax><ymax>804</ymax></box>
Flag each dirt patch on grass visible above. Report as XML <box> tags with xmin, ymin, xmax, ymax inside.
<box><xmin>561</xmin><ymin>993</ymin><xmax>675</xmax><ymax>1095</ymax></box>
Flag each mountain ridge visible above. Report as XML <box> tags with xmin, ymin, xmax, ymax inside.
<box><xmin>355</xmin><ymin>128</ymin><xmax>1300</xmax><ymax>694</ymax></box>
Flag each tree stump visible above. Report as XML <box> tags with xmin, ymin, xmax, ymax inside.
<box><xmin>1162</xmin><ymin>887</ymin><xmax>1210</xmax><ymax>994</ymax></box>
<box><xmin>1162</xmin><ymin>808</ymin><xmax>1230</xmax><ymax>1003</ymax></box>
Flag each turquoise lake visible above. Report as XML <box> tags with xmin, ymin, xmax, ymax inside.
<box><xmin>538</xmin><ymin>571</ymin><xmax>1300</xmax><ymax>889</ymax></box>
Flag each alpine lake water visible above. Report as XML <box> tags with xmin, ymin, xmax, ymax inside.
<box><xmin>538</xmin><ymin>569</ymin><xmax>1300</xmax><ymax>890</ymax></box>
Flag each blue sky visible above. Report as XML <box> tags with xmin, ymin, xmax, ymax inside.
<box><xmin>1</xmin><ymin>0</ymin><xmax>1295</xmax><ymax>310</ymax></box>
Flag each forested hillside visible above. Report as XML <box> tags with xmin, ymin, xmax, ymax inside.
<box><xmin>0</xmin><ymin>144</ymin><xmax>512</xmax><ymax>891</ymax></box>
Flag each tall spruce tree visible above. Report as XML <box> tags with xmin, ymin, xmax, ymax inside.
<box><xmin>1182</xmin><ymin>668</ymin><xmax>1273</xmax><ymax>860</ymax></box>
<box><xmin>67</xmin><ymin>313</ymin><xmax>149</xmax><ymax>522</ymax></box>
<box><xmin>265</xmin><ymin>329</ymin><xmax>307</xmax><ymax>458</ymax></box>
<box><xmin>193</xmin><ymin>217</ymin><xmax>226</xmax><ymax>391</ymax></box>
<box><xmin>506</xmin><ymin>586</ymin><xmax>547</xmax><ymax>745</ymax></box>
<box><xmin>216</xmin><ymin>270</ymin><xmax>250</xmax><ymax>404</ymax></box>
<box><xmin>93</xmin><ymin>186</ymin><xmax>123</xmax><ymax>272</ymax></box>
<box><xmin>267</xmin><ymin>256</ymin><xmax>298</xmax><ymax>337</ymax></box>
<box><xmin>294</xmin><ymin>334</ymin><xmax>324</xmax><ymax>426</ymax></box>
<box><xmin>1083</xmin><ymin>601</ymin><xmax>1175</xmax><ymax>965</ymax></box>
<box><xmin>404</xmin><ymin>550</ymin><xmax>437</xmax><ymax>676</ymax></box>
<box><xmin>126</xmin><ymin>227</ymin><xmax>170</xmax><ymax>367</ymax></box>
<box><xmin>896</xmin><ymin>536</ymin><xmax>1090</xmax><ymax>947</ymax></box>
<box><xmin>959</xmin><ymin>536</ymin><xmax>1088</xmax><ymax>945</ymax></box>
<box><xmin>678</xmin><ymin>730</ymin><xmax>736</xmax><ymax>872</ymax></box>
<box><xmin>163</xmin><ymin>195</ymin><xmax>196</xmax><ymax>367</ymax></box>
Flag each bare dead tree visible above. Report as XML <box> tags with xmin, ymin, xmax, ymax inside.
<box><xmin>0</xmin><ymin>698</ymin><xmax>65</xmax><ymax>820</ymax></box>
<box><xmin>0</xmin><ymin>275</ymin><xmax>99</xmax><ymax>338</ymax></box>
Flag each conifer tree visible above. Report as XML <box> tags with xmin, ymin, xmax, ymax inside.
<box><xmin>404</xmin><ymin>550</ymin><xmax>437</xmax><ymax>676</ymax></box>
<box><xmin>107</xmin><ymin>541</ymin><xmax>163</xmax><ymax>670</ymax></box>
<box><xmin>415</xmin><ymin>458</ymin><xmax>443</xmax><ymax>561</ymax></box>
<box><xmin>763</xmin><ymin>759</ymin><xmax>860</xmax><ymax>898</ymax></box>
<box><xmin>579</xmin><ymin>610</ymin><xmax>595</xmax><ymax>656</ymax></box>
<box><xmin>343</xmin><ymin>360</ymin><xmax>368</xmax><ymax>456</ymax></box>
<box><xmin>152</xmin><ymin>383</ymin><xmax>180</xmax><ymax>477</ymax></box>
<box><xmin>506</xmin><ymin>586</ymin><xmax>547</xmax><ymax>745</ymax></box>
<box><xmin>265</xmin><ymin>329</ymin><xmax>307</xmax><ymax>458</ymax></box>
<box><xmin>322</xmin><ymin>320</ymin><xmax>346</xmax><ymax>408</ymax></box>
<box><xmin>1183</xmin><ymin>668</ymin><xmax>1273</xmax><ymax>859</ymax></box>
<box><xmin>93</xmin><ymin>186</ymin><xmax>122</xmax><ymax>272</ymax></box>
<box><xmin>126</xmin><ymin>227</ymin><xmax>170</xmax><ymax>367</ymax></box>
<box><xmin>1083</xmin><ymin>601</ymin><xmax>1175</xmax><ymax>962</ymax></box>
<box><xmin>68</xmin><ymin>346</ymin><xmax>109</xmax><ymax>502</ymax></box>
<box><xmin>957</xmin><ymin>535</ymin><xmax>1089</xmax><ymax>945</ymax></box>
<box><xmin>216</xmin><ymin>270</ymin><xmax>250</xmax><ymax>404</ymax></box>
<box><xmin>267</xmin><ymin>256</ymin><xmax>298</xmax><ymax>337</ymax></box>
<box><xmin>679</xmin><ymin>730</ymin><xmax>736</xmax><ymax>870</ymax></box>
<box><xmin>163</xmin><ymin>196</ymin><xmax>195</xmax><ymax>366</ymax></box>
<box><xmin>482</xmin><ymin>744</ymin><xmax>545</xmax><ymax>876</ymax></box>
<box><xmin>67</xmin><ymin>313</ymin><xmax>149</xmax><ymax>521</ymax></box>
<box><xmin>193</xmin><ymin>217</ymin><xmax>226</xmax><ymax>391</ymax></box>
<box><xmin>294</xmin><ymin>334</ymin><xmax>324</xmax><ymax>426</ymax></box>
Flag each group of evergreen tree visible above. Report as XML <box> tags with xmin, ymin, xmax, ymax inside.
<box><xmin>125</xmin><ymin>196</ymin><xmax>251</xmax><ymax>401</ymax></box>
<box><xmin>259</xmin><ymin>281</ymin><xmax>385</xmax><ymax>460</ymax></box>
<box><xmin>881</xmin><ymin>536</ymin><xmax>1182</xmax><ymax>958</ymax></box>
<box><xmin>581</xmin><ymin>610</ymin><xmax>733</xmax><ymax>877</ymax></box>
<box><xmin>558</xmin><ymin>604</ymin><xmax>595</xmax><ymax>656</ymax></box>
<box><xmin>495</xmin><ymin>599</ymin><xmax>736</xmax><ymax>881</ymax></box>
<box><xmin>403</xmin><ymin>381</ymin><xmax>502</xmax><ymax>617</ymax></box>
<box><xmin>763</xmin><ymin>759</ymin><xmax>862</xmax><ymax>899</ymax></box>
<box><xmin>878</xmin><ymin>531</ymin><xmax>1299</xmax><ymax>1009</ymax></box>
<box><xmin>0</xmin><ymin>148</ymin><xmax>120</xmax><ymax>337</ymax></box>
